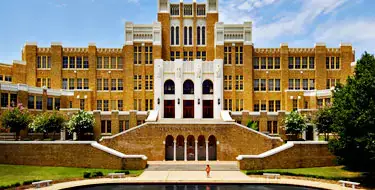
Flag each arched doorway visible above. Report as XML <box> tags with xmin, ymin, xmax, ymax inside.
<box><xmin>202</xmin><ymin>80</ymin><xmax>214</xmax><ymax>118</ymax></box>
<box><xmin>187</xmin><ymin>135</ymin><xmax>195</xmax><ymax>161</ymax></box>
<box><xmin>165</xmin><ymin>135</ymin><xmax>174</xmax><ymax>161</ymax></box>
<box><xmin>164</xmin><ymin>80</ymin><xmax>175</xmax><ymax>94</ymax></box>
<box><xmin>198</xmin><ymin>135</ymin><xmax>206</xmax><ymax>161</ymax></box>
<box><xmin>176</xmin><ymin>135</ymin><xmax>184</xmax><ymax>161</ymax></box>
<box><xmin>183</xmin><ymin>80</ymin><xmax>194</xmax><ymax>94</ymax></box>
<box><xmin>208</xmin><ymin>135</ymin><xmax>217</xmax><ymax>160</ymax></box>
<box><xmin>202</xmin><ymin>80</ymin><xmax>213</xmax><ymax>94</ymax></box>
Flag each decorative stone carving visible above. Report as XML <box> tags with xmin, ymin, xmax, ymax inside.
<box><xmin>177</xmin><ymin>67</ymin><xmax>182</xmax><ymax>79</ymax></box>
<box><xmin>157</xmin><ymin>65</ymin><xmax>162</xmax><ymax>78</ymax></box>
<box><xmin>215</xmin><ymin>64</ymin><xmax>222</xmax><ymax>78</ymax></box>
<box><xmin>196</xmin><ymin>65</ymin><xmax>202</xmax><ymax>79</ymax></box>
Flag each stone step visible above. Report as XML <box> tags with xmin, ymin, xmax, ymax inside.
<box><xmin>146</xmin><ymin>164</ymin><xmax>239</xmax><ymax>171</ymax></box>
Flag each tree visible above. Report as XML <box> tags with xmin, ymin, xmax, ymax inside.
<box><xmin>284</xmin><ymin>110</ymin><xmax>307</xmax><ymax>138</ymax></box>
<box><xmin>66</xmin><ymin>110</ymin><xmax>95</xmax><ymax>140</ymax></box>
<box><xmin>247</xmin><ymin>120</ymin><xmax>259</xmax><ymax>131</ymax></box>
<box><xmin>314</xmin><ymin>107</ymin><xmax>334</xmax><ymax>141</ymax></box>
<box><xmin>0</xmin><ymin>104</ymin><xmax>32</xmax><ymax>140</ymax></box>
<box><xmin>29</xmin><ymin>112</ymin><xmax>66</xmax><ymax>139</ymax></box>
<box><xmin>329</xmin><ymin>52</ymin><xmax>375</xmax><ymax>172</ymax></box>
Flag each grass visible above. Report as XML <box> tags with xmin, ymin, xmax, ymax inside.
<box><xmin>244</xmin><ymin>166</ymin><xmax>363</xmax><ymax>180</ymax></box>
<box><xmin>0</xmin><ymin>164</ymin><xmax>143</xmax><ymax>187</ymax></box>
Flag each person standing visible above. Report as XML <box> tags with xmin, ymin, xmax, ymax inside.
<box><xmin>206</xmin><ymin>164</ymin><xmax>211</xmax><ymax>178</ymax></box>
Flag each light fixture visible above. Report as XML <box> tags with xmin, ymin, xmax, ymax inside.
<box><xmin>157</xmin><ymin>98</ymin><xmax>160</xmax><ymax>105</ymax></box>
<box><xmin>178</xmin><ymin>98</ymin><xmax>180</xmax><ymax>105</ymax></box>
<box><xmin>218</xmin><ymin>98</ymin><xmax>221</xmax><ymax>105</ymax></box>
<box><xmin>198</xmin><ymin>99</ymin><xmax>200</xmax><ymax>105</ymax></box>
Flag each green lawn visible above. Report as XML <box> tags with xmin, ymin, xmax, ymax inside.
<box><xmin>0</xmin><ymin>164</ymin><xmax>143</xmax><ymax>187</ymax></box>
<box><xmin>244</xmin><ymin>166</ymin><xmax>362</xmax><ymax>180</ymax></box>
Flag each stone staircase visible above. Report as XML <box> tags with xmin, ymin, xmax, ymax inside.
<box><xmin>146</xmin><ymin>161</ymin><xmax>239</xmax><ymax>171</ymax></box>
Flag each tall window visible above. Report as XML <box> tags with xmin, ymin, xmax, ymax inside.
<box><xmin>63</xmin><ymin>56</ymin><xmax>69</xmax><ymax>68</ymax></box>
<box><xmin>197</xmin><ymin>26</ymin><xmax>201</xmax><ymax>45</ymax></box>
<box><xmin>326</xmin><ymin>56</ymin><xmax>340</xmax><ymax>69</ymax></box>
<box><xmin>103</xmin><ymin>79</ymin><xmax>109</xmax><ymax>91</ymax></box>
<box><xmin>83</xmin><ymin>57</ymin><xmax>89</xmax><ymax>68</ymax></box>
<box><xmin>267</xmin><ymin>57</ymin><xmax>274</xmax><ymax>69</ymax></box>
<box><xmin>261</xmin><ymin>57</ymin><xmax>266</xmax><ymax>69</ymax></box>
<box><xmin>184</xmin><ymin>26</ymin><xmax>193</xmax><ymax>45</ymax></box>
<box><xmin>196</xmin><ymin>51</ymin><xmax>206</xmax><ymax>61</ymax></box>
<box><xmin>202</xmin><ymin>26</ymin><xmax>206</xmax><ymax>45</ymax></box>
<box><xmin>224</xmin><ymin>46</ymin><xmax>232</xmax><ymax>65</ymax></box>
<box><xmin>47</xmin><ymin>98</ymin><xmax>53</xmax><ymax>110</ymax></box>
<box><xmin>37</xmin><ymin>56</ymin><xmax>51</xmax><ymax>69</ymax></box>
<box><xmin>275</xmin><ymin>57</ymin><xmax>280</xmax><ymax>69</ymax></box>
<box><xmin>134</xmin><ymin>99</ymin><xmax>142</xmax><ymax>110</ymax></box>
<box><xmin>170</xmin><ymin>51</ymin><xmax>180</xmax><ymax>61</ymax></box>
<box><xmin>235</xmin><ymin>99</ymin><xmax>244</xmax><ymax>111</ymax></box>
<box><xmin>171</xmin><ymin>26</ymin><xmax>175</xmax><ymax>45</ymax></box>
<box><xmin>224</xmin><ymin>75</ymin><xmax>232</xmax><ymax>91</ymax></box>
<box><xmin>69</xmin><ymin>57</ymin><xmax>75</xmax><ymax>69</ymax></box>
<box><xmin>145</xmin><ymin>75</ymin><xmax>153</xmax><ymax>90</ymax></box>
<box><xmin>145</xmin><ymin>99</ymin><xmax>153</xmax><ymax>111</ymax></box>
<box><xmin>101</xmin><ymin>120</ymin><xmax>112</xmax><ymax>134</ymax></box>
<box><xmin>235</xmin><ymin>46</ymin><xmax>243</xmax><ymax>65</ymax></box>
<box><xmin>288</xmin><ymin>57</ymin><xmax>294</xmax><ymax>69</ymax></box>
<box><xmin>197</xmin><ymin>26</ymin><xmax>206</xmax><ymax>45</ymax></box>
<box><xmin>309</xmin><ymin>57</ymin><xmax>315</xmax><ymax>69</ymax></box>
<box><xmin>118</xmin><ymin>79</ymin><xmax>123</xmax><ymax>91</ymax></box>
<box><xmin>253</xmin><ymin>57</ymin><xmax>259</xmax><ymax>69</ymax></box>
<box><xmin>171</xmin><ymin>26</ymin><xmax>180</xmax><ymax>45</ymax></box>
<box><xmin>183</xmin><ymin>51</ymin><xmax>193</xmax><ymax>61</ymax></box>
<box><xmin>111</xmin><ymin>79</ymin><xmax>117</xmax><ymax>91</ymax></box>
<box><xmin>97</xmin><ymin>57</ymin><xmax>102</xmax><ymax>69</ymax></box>
<box><xmin>302</xmin><ymin>57</ymin><xmax>308</xmax><ymax>69</ymax></box>
<box><xmin>189</xmin><ymin>26</ymin><xmax>192</xmax><ymax>45</ymax></box>
<box><xmin>203</xmin><ymin>80</ymin><xmax>214</xmax><ymax>94</ymax></box>
<box><xmin>97</xmin><ymin>79</ymin><xmax>102</xmax><ymax>91</ymax></box>
<box><xmin>118</xmin><ymin>100</ymin><xmax>123</xmax><ymax>111</ymax></box>
<box><xmin>184</xmin><ymin>27</ymin><xmax>188</xmax><ymax>45</ymax></box>
<box><xmin>28</xmin><ymin>96</ymin><xmax>34</xmax><ymax>109</ymax></box>
<box><xmin>69</xmin><ymin>78</ymin><xmax>75</xmax><ymax>90</ymax></box>
<box><xmin>80</xmin><ymin>99</ymin><xmax>85</xmax><ymax>110</ymax></box>
<box><xmin>176</xmin><ymin>26</ymin><xmax>179</xmax><ymax>45</ymax></box>
<box><xmin>134</xmin><ymin>46</ymin><xmax>142</xmax><ymax>64</ymax></box>
<box><xmin>134</xmin><ymin>75</ymin><xmax>142</xmax><ymax>90</ymax></box>
<box><xmin>145</xmin><ymin>46</ymin><xmax>153</xmax><ymax>64</ymax></box>
<box><xmin>235</xmin><ymin>75</ymin><xmax>244</xmax><ymax>91</ymax></box>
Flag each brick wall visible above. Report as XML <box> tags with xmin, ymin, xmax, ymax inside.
<box><xmin>0</xmin><ymin>141</ymin><xmax>147</xmax><ymax>170</ymax></box>
<box><xmin>238</xmin><ymin>141</ymin><xmax>336</xmax><ymax>170</ymax></box>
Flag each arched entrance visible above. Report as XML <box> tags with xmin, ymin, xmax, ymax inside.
<box><xmin>164</xmin><ymin>80</ymin><xmax>175</xmax><ymax>118</ymax></box>
<box><xmin>165</xmin><ymin>135</ymin><xmax>174</xmax><ymax>161</ymax></box>
<box><xmin>198</xmin><ymin>135</ymin><xmax>206</xmax><ymax>161</ymax></box>
<box><xmin>187</xmin><ymin>135</ymin><xmax>195</xmax><ymax>161</ymax></box>
<box><xmin>176</xmin><ymin>135</ymin><xmax>184</xmax><ymax>160</ymax></box>
<box><xmin>208</xmin><ymin>135</ymin><xmax>217</xmax><ymax>160</ymax></box>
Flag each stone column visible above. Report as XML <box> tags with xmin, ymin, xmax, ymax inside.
<box><xmin>184</xmin><ymin>140</ymin><xmax>187</xmax><ymax>161</ymax></box>
<box><xmin>173</xmin><ymin>140</ymin><xmax>177</xmax><ymax>161</ymax></box>
<box><xmin>206</xmin><ymin>140</ymin><xmax>209</xmax><ymax>161</ymax></box>
<box><xmin>195</xmin><ymin>140</ymin><xmax>198</xmax><ymax>161</ymax></box>
<box><xmin>60</xmin><ymin>128</ymin><xmax>66</xmax><ymax>141</ymax></box>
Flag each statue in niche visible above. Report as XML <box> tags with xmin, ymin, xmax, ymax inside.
<box><xmin>196</xmin><ymin>65</ymin><xmax>202</xmax><ymax>79</ymax></box>
<box><xmin>177</xmin><ymin>67</ymin><xmax>182</xmax><ymax>79</ymax></box>
<box><xmin>157</xmin><ymin>65</ymin><xmax>162</xmax><ymax>78</ymax></box>
<box><xmin>216</xmin><ymin>64</ymin><xmax>222</xmax><ymax>78</ymax></box>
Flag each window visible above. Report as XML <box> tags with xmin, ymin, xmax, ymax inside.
<box><xmin>119</xmin><ymin>120</ymin><xmax>124</xmax><ymax>132</ymax></box>
<box><xmin>111</xmin><ymin>57</ymin><xmax>116</xmax><ymax>69</ymax></box>
<box><xmin>97</xmin><ymin>79</ymin><xmax>102</xmax><ymax>91</ymax></box>
<box><xmin>267</xmin><ymin>121</ymin><xmax>278</xmax><ymax>134</ymax></box>
<box><xmin>269</xmin><ymin>101</ymin><xmax>275</xmax><ymax>112</ymax></box>
<box><xmin>69</xmin><ymin>101</ymin><xmax>73</xmax><ymax>108</ymax></box>
<box><xmin>197</xmin><ymin>26</ymin><xmax>201</xmax><ymax>45</ymax></box>
<box><xmin>134</xmin><ymin>75</ymin><xmax>142</xmax><ymax>90</ymax></box>
<box><xmin>36</xmin><ymin>96</ymin><xmax>42</xmax><ymax>110</ymax></box>
<box><xmin>117</xmin><ymin>57</ymin><xmax>123</xmax><ymax>69</ymax></box>
<box><xmin>317</xmin><ymin>99</ymin><xmax>323</xmax><ymax>108</ymax></box>
<box><xmin>77</xmin><ymin>79</ymin><xmax>83</xmax><ymax>89</ymax></box>
<box><xmin>325</xmin><ymin>98</ymin><xmax>331</xmax><ymax>106</ymax></box>
<box><xmin>170</xmin><ymin>51</ymin><xmax>180</xmax><ymax>61</ymax></box>
<box><xmin>276</xmin><ymin>100</ymin><xmax>281</xmax><ymax>111</ymax></box>
<box><xmin>235</xmin><ymin>46</ymin><xmax>243</xmax><ymax>65</ymax></box>
<box><xmin>260</xmin><ymin>79</ymin><xmax>266</xmax><ymax>91</ymax></box>
<box><xmin>235</xmin><ymin>99</ymin><xmax>243</xmax><ymax>111</ymax></box>
<box><xmin>331</xmin><ymin>57</ymin><xmax>335</xmax><ymax>69</ymax></box>
<box><xmin>175</xmin><ymin>26</ymin><xmax>180</xmax><ymax>45</ymax></box>
<box><xmin>47</xmin><ymin>98</ymin><xmax>53</xmax><ymax>110</ymax></box>
<box><xmin>303</xmin><ymin>79</ymin><xmax>308</xmax><ymax>90</ymax></box>
<box><xmin>134</xmin><ymin>99</ymin><xmax>142</xmax><ymax>110</ymax></box>
<box><xmin>304</xmin><ymin>101</ymin><xmax>309</xmax><ymax>109</ymax></box>
<box><xmin>4</xmin><ymin>76</ymin><xmax>11</xmax><ymax>82</ymax></box>
<box><xmin>1</xmin><ymin>93</ymin><xmax>8</xmax><ymax>108</ymax></box>
<box><xmin>101</xmin><ymin>120</ymin><xmax>112</xmax><ymax>134</ymax></box>
<box><xmin>103</xmin><ymin>100</ymin><xmax>109</xmax><ymax>111</ymax></box>
<box><xmin>293</xmin><ymin>99</ymin><xmax>298</xmax><ymax>111</ymax></box>
<box><xmin>336</xmin><ymin>57</ymin><xmax>340</xmax><ymax>69</ymax></box>
<box><xmin>62</xmin><ymin>78</ymin><xmax>68</xmax><ymax>89</ymax></box>
<box><xmin>302</xmin><ymin>57</ymin><xmax>308</xmax><ymax>69</ymax></box>
<box><xmin>326</xmin><ymin>57</ymin><xmax>330</xmax><ymax>69</ymax></box>
<box><xmin>254</xmin><ymin>79</ymin><xmax>260</xmax><ymax>91</ymax></box>
<box><xmin>145</xmin><ymin>75</ymin><xmax>153</xmax><ymax>90</ymax></box>
<box><xmin>261</xmin><ymin>101</ymin><xmax>266</xmax><ymax>111</ymax></box>
<box><xmin>77</xmin><ymin>57</ymin><xmax>82</xmax><ymax>68</ymax></box>
<box><xmin>295</xmin><ymin>57</ymin><xmax>300</xmax><ymax>69</ymax></box>
<box><xmin>253</xmin><ymin>57</ymin><xmax>259</xmax><ymax>69</ymax></box>
<box><xmin>197</xmin><ymin>4</ymin><xmax>206</xmax><ymax>15</ymax></box>
<box><xmin>268</xmin><ymin>79</ymin><xmax>274</xmax><ymax>91</ymax></box>
<box><xmin>254</xmin><ymin>102</ymin><xmax>260</xmax><ymax>112</ymax></box>
<box><xmin>203</xmin><ymin>80</ymin><xmax>214</xmax><ymax>94</ymax></box>
<box><xmin>295</xmin><ymin>79</ymin><xmax>300</xmax><ymax>90</ymax></box>
<box><xmin>326</xmin><ymin>56</ymin><xmax>340</xmax><ymax>69</ymax></box>
<box><xmin>183</xmin><ymin>51</ymin><xmax>193</xmax><ymax>61</ymax></box>
<box><xmin>235</xmin><ymin>75</ymin><xmax>244</xmax><ymax>91</ymax></box>
<box><xmin>37</xmin><ymin>56</ymin><xmax>41</xmax><ymax>68</ymax></box>
<box><xmin>309</xmin><ymin>79</ymin><xmax>315</xmax><ymax>90</ymax></box>
<box><xmin>37</xmin><ymin>56</ymin><xmax>51</xmax><ymax>69</ymax></box>
<box><xmin>111</xmin><ymin>79</ymin><xmax>117</xmax><ymax>91</ymax></box>
<box><xmin>97</xmin><ymin>57</ymin><xmax>103</xmax><ymax>69</ymax></box>
<box><xmin>145</xmin><ymin>47</ymin><xmax>153</xmax><ymax>64</ymax></box>
<box><xmin>97</xmin><ymin>100</ymin><xmax>102</xmax><ymax>110</ymax></box>
<box><xmin>288</xmin><ymin>79</ymin><xmax>294</xmax><ymax>90</ymax></box>
<box><xmin>201</xmin><ymin>26</ymin><xmax>206</xmax><ymax>45</ymax></box>
<box><xmin>164</xmin><ymin>80</ymin><xmax>175</xmax><ymax>94</ymax></box>
<box><xmin>267</xmin><ymin>57</ymin><xmax>273</xmax><ymax>69</ymax></box>
<box><xmin>184</xmin><ymin>27</ymin><xmax>188</xmax><ymax>45</ymax></box>
<box><xmin>69</xmin><ymin>78</ymin><xmax>75</xmax><ymax>90</ymax></box>
<box><xmin>326</xmin><ymin>79</ymin><xmax>340</xmax><ymax>89</ymax></box>
<box><xmin>55</xmin><ymin>98</ymin><xmax>60</xmax><ymax>110</ymax></box>
<box><xmin>80</xmin><ymin>99</ymin><xmax>85</xmax><ymax>110</ymax></box>
<box><xmin>84</xmin><ymin>79</ymin><xmax>89</xmax><ymax>90</ymax></box>
<box><xmin>309</xmin><ymin>57</ymin><xmax>315</xmax><ymax>69</ymax></box>
<box><xmin>69</xmin><ymin>57</ymin><xmax>75</xmax><ymax>69</ymax></box>
<box><xmin>171</xmin><ymin>26</ymin><xmax>175</xmax><ymax>45</ymax></box>
<box><xmin>28</xmin><ymin>96</ymin><xmax>34</xmax><ymax>109</ymax></box>
<box><xmin>261</xmin><ymin>57</ymin><xmax>266</xmax><ymax>69</ymax></box>
<box><xmin>103</xmin><ymin>79</ymin><xmax>109</xmax><ymax>91</ymax></box>
<box><xmin>189</xmin><ymin>27</ymin><xmax>193</xmax><ymax>45</ymax></box>
<box><xmin>183</xmin><ymin>80</ymin><xmax>194</xmax><ymax>94</ymax></box>
<box><xmin>134</xmin><ymin>46</ymin><xmax>142</xmax><ymax>64</ymax></box>
<box><xmin>196</xmin><ymin>51</ymin><xmax>206</xmax><ymax>61</ymax></box>
<box><xmin>288</xmin><ymin>57</ymin><xmax>294</xmax><ymax>69</ymax></box>
<box><xmin>275</xmin><ymin>79</ymin><xmax>281</xmax><ymax>91</ymax></box>
<box><xmin>63</xmin><ymin>56</ymin><xmax>69</xmax><ymax>68</ymax></box>
<box><xmin>83</xmin><ymin>57</ymin><xmax>89</xmax><ymax>68</ymax></box>
<box><xmin>224</xmin><ymin>99</ymin><xmax>232</xmax><ymax>111</ymax></box>
<box><xmin>224</xmin><ymin>46</ymin><xmax>232</xmax><ymax>65</ymax></box>
<box><xmin>10</xmin><ymin>94</ymin><xmax>17</xmax><ymax>107</ymax></box>
<box><xmin>145</xmin><ymin>99</ymin><xmax>153</xmax><ymax>111</ymax></box>
<box><xmin>275</xmin><ymin>57</ymin><xmax>280</xmax><ymax>69</ymax></box>
<box><xmin>103</xmin><ymin>57</ymin><xmax>109</xmax><ymax>69</ymax></box>
<box><xmin>118</xmin><ymin>79</ymin><xmax>123</xmax><ymax>91</ymax></box>
<box><xmin>224</xmin><ymin>75</ymin><xmax>232</xmax><ymax>91</ymax></box>
<box><xmin>118</xmin><ymin>100</ymin><xmax>123</xmax><ymax>111</ymax></box>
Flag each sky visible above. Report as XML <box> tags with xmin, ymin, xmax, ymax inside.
<box><xmin>0</xmin><ymin>0</ymin><xmax>374</xmax><ymax>64</ymax></box>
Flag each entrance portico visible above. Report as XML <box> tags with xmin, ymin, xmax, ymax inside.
<box><xmin>154</xmin><ymin>59</ymin><xmax>223</xmax><ymax>119</ymax></box>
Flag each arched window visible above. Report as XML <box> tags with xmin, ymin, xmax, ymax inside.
<box><xmin>197</xmin><ymin>26</ymin><xmax>201</xmax><ymax>45</ymax></box>
<box><xmin>184</xmin><ymin>27</ymin><xmax>188</xmax><ymax>45</ymax></box>
<box><xmin>171</xmin><ymin>27</ymin><xmax>175</xmax><ymax>45</ymax></box>
<box><xmin>164</xmin><ymin>80</ymin><xmax>175</xmax><ymax>94</ymax></box>
<box><xmin>202</xmin><ymin>26</ymin><xmax>206</xmax><ymax>45</ymax></box>
<box><xmin>203</xmin><ymin>80</ymin><xmax>213</xmax><ymax>94</ymax></box>
<box><xmin>176</xmin><ymin>26</ymin><xmax>180</xmax><ymax>45</ymax></box>
<box><xmin>183</xmin><ymin>80</ymin><xmax>194</xmax><ymax>94</ymax></box>
<box><xmin>189</xmin><ymin>27</ymin><xmax>193</xmax><ymax>45</ymax></box>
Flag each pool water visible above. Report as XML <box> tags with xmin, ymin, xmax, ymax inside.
<box><xmin>69</xmin><ymin>184</ymin><xmax>321</xmax><ymax>190</ymax></box>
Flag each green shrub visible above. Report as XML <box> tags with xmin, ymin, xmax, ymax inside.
<box><xmin>83</xmin><ymin>172</ymin><xmax>91</xmax><ymax>178</ymax></box>
<box><xmin>92</xmin><ymin>171</ymin><xmax>103</xmax><ymax>177</ymax></box>
<box><xmin>13</xmin><ymin>182</ymin><xmax>21</xmax><ymax>187</ymax></box>
<box><xmin>115</xmin><ymin>170</ymin><xmax>130</xmax><ymax>175</ymax></box>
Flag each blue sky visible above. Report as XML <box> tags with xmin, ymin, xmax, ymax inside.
<box><xmin>0</xmin><ymin>0</ymin><xmax>374</xmax><ymax>64</ymax></box>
